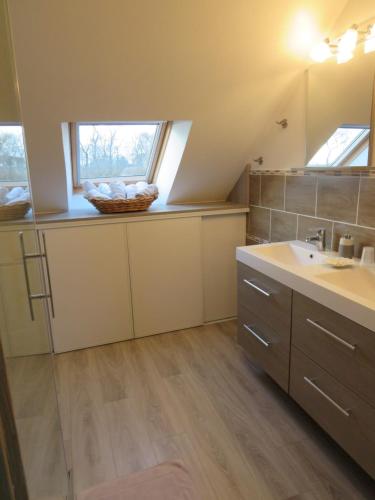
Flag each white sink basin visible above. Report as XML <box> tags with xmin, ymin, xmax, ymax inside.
<box><xmin>249</xmin><ymin>241</ymin><xmax>326</xmax><ymax>266</ymax></box>
<box><xmin>236</xmin><ymin>240</ymin><xmax>375</xmax><ymax>332</ymax></box>
<box><xmin>318</xmin><ymin>267</ymin><xmax>375</xmax><ymax>304</ymax></box>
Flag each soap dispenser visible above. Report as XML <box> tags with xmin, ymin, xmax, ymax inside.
<box><xmin>339</xmin><ymin>234</ymin><xmax>354</xmax><ymax>258</ymax></box>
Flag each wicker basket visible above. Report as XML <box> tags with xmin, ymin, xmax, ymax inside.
<box><xmin>86</xmin><ymin>194</ymin><xmax>157</xmax><ymax>214</ymax></box>
<box><xmin>0</xmin><ymin>202</ymin><xmax>31</xmax><ymax>221</ymax></box>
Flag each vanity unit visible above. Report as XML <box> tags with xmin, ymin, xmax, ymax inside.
<box><xmin>237</xmin><ymin>241</ymin><xmax>375</xmax><ymax>479</ymax></box>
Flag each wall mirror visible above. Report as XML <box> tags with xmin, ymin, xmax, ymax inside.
<box><xmin>0</xmin><ymin>0</ymin><xmax>69</xmax><ymax>497</ymax></box>
<box><xmin>306</xmin><ymin>49</ymin><xmax>375</xmax><ymax>168</ymax></box>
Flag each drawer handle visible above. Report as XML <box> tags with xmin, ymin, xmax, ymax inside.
<box><xmin>243</xmin><ymin>279</ymin><xmax>271</xmax><ymax>297</ymax></box>
<box><xmin>303</xmin><ymin>376</ymin><xmax>351</xmax><ymax>418</ymax></box>
<box><xmin>243</xmin><ymin>324</ymin><xmax>271</xmax><ymax>347</ymax></box>
<box><xmin>306</xmin><ymin>318</ymin><xmax>356</xmax><ymax>351</ymax></box>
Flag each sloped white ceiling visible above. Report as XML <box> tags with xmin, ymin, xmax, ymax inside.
<box><xmin>8</xmin><ymin>0</ymin><xmax>348</xmax><ymax>211</ymax></box>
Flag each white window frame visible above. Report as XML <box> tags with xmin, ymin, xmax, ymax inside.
<box><xmin>307</xmin><ymin>126</ymin><xmax>370</xmax><ymax>168</ymax></box>
<box><xmin>333</xmin><ymin>130</ymin><xmax>369</xmax><ymax>167</ymax></box>
<box><xmin>71</xmin><ymin>121</ymin><xmax>168</xmax><ymax>187</ymax></box>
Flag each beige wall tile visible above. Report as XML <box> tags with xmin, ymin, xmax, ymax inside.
<box><xmin>249</xmin><ymin>175</ymin><xmax>260</xmax><ymax>205</ymax></box>
<box><xmin>358</xmin><ymin>178</ymin><xmax>375</xmax><ymax>228</ymax></box>
<box><xmin>317</xmin><ymin>176</ymin><xmax>359</xmax><ymax>224</ymax></box>
<box><xmin>261</xmin><ymin>175</ymin><xmax>285</xmax><ymax>209</ymax></box>
<box><xmin>333</xmin><ymin>223</ymin><xmax>375</xmax><ymax>258</ymax></box>
<box><xmin>297</xmin><ymin>216</ymin><xmax>333</xmax><ymax>250</ymax></box>
<box><xmin>270</xmin><ymin>211</ymin><xmax>297</xmax><ymax>242</ymax></box>
<box><xmin>247</xmin><ymin>173</ymin><xmax>375</xmax><ymax>253</ymax></box>
<box><xmin>248</xmin><ymin>206</ymin><xmax>270</xmax><ymax>241</ymax></box>
<box><xmin>285</xmin><ymin>176</ymin><xmax>316</xmax><ymax>216</ymax></box>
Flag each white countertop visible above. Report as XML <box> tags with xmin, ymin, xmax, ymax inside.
<box><xmin>237</xmin><ymin>241</ymin><xmax>375</xmax><ymax>333</ymax></box>
<box><xmin>0</xmin><ymin>202</ymin><xmax>248</xmax><ymax>230</ymax></box>
<box><xmin>35</xmin><ymin>202</ymin><xmax>248</xmax><ymax>224</ymax></box>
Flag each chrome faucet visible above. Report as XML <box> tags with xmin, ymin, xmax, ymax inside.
<box><xmin>306</xmin><ymin>229</ymin><xmax>326</xmax><ymax>251</ymax></box>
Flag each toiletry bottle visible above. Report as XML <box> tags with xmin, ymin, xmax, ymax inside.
<box><xmin>339</xmin><ymin>234</ymin><xmax>354</xmax><ymax>258</ymax></box>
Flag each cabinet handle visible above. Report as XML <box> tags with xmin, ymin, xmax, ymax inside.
<box><xmin>19</xmin><ymin>232</ymin><xmax>35</xmax><ymax>321</ymax></box>
<box><xmin>243</xmin><ymin>324</ymin><xmax>271</xmax><ymax>347</ymax></box>
<box><xmin>243</xmin><ymin>279</ymin><xmax>271</xmax><ymax>297</ymax></box>
<box><xmin>303</xmin><ymin>376</ymin><xmax>351</xmax><ymax>417</ymax></box>
<box><xmin>306</xmin><ymin>318</ymin><xmax>356</xmax><ymax>351</ymax></box>
<box><xmin>19</xmin><ymin>231</ymin><xmax>55</xmax><ymax>321</ymax></box>
<box><xmin>41</xmin><ymin>232</ymin><xmax>55</xmax><ymax>318</ymax></box>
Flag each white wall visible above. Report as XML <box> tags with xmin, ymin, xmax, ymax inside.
<box><xmin>7</xmin><ymin>0</ymin><xmax>345</xmax><ymax>213</ymax></box>
<box><xmin>249</xmin><ymin>74</ymin><xmax>307</xmax><ymax>170</ymax></box>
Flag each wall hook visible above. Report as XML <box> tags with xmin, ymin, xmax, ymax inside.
<box><xmin>276</xmin><ymin>118</ymin><xmax>288</xmax><ymax>129</ymax></box>
<box><xmin>253</xmin><ymin>156</ymin><xmax>263</xmax><ymax>165</ymax></box>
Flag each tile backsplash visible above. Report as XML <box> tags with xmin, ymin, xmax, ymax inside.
<box><xmin>248</xmin><ymin>170</ymin><xmax>375</xmax><ymax>258</ymax></box>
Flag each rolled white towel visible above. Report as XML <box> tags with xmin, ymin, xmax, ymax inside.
<box><xmin>5</xmin><ymin>192</ymin><xmax>29</xmax><ymax>205</ymax></box>
<box><xmin>138</xmin><ymin>184</ymin><xmax>158</xmax><ymax>196</ymax></box>
<box><xmin>136</xmin><ymin>182</ymin><xmax>150</xmax><ymax>196</ymax></box>
<box><xmin>82</xmin><ymin>180</ymin><xmax>96</xmax><ymax>193</ymax></box>
<box><xmin>125</xmin><ymin>184</ymin><xmax>137</xmax><ymax>199</ymax></box>
<box><xmin>98</xmin><ymin>183</ymin><xmax>111</xmax><ymax>195</ymax></box>
<box><xmin>148</xmin><ymin>184</ymin><xmax>159</xmax><ymax>196</ymax></box>
<box><xmin>86</xmin><ymin>189</ymin><xmax>111</xmax><ymax>200</ymax></box>
<box><xmin>112</xmin><ymin>193</ymin><xmax>126</xmax><ymax>200</ymax></box>
<box><xmin>0</xmin><ymin>187</ymin><xmax>9</xmax><ymax>205</ymax></box>
<box><xmin>6</xmin><ymin>186</ymin><xmax>24</xmax><ymax>201</ymax></box>
<box><xmin>136</xmin><ymin>187</ymin><xmax>152</xmax><ymax>196</ymax></box>
<box><xmin>110</xmin><ymin>181</ymin><xmax>127</xmax><ymax>198</ymax></box>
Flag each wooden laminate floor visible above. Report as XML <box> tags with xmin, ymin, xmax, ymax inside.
<box><xmin>6</xmin><ymin>354</ymin><xmax>68</xmax><ymax>500</ymax></box>
<box><xmin>55</xmin><ymin>320</ymin><xmax>375</xmax><ymax>499</ymax></box>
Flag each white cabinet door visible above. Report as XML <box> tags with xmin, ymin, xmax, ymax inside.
<box><xmin>42</xmin><ymin>224</ymin><xmax>133</xmax><ymax>352</ymax></box>
<box><xmin>127</xmin><ymin>217</ymin><xmax>203</xmax><ymax>337</ymax></box>
<box><xmin>202</xmin><ymin>214</ymin><xmax>246</xmax><ymax>322</ymax></box>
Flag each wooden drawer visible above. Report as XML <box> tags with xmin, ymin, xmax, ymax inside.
<box><xmin>238</xmin><ymin>262</ymin><xmax>292</xmax><ymax>338</ymax></box>
<box><xmin>290</xmin><ymin>346</ymin><xmax>375</xmax><ymax>479</ymax></box>
<box><xmin>238</xmin><ymin>304</ymin><xmax>290</xmax><ymax>391</ymax></box>
<box><xmin>292</xmin><ymin>292</ymin><xmax>375</xmax><ymax>407</ymax></box>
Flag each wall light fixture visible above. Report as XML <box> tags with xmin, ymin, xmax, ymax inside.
<box><xmin>310</xmin><ymin>20</ymin><xmax>375</xmax><ymax>64</ymax></box>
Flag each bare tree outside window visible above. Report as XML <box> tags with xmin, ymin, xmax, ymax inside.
<box><xmin>0</xmin><ymin>125</ymin><xmax>28</xmax><ymax>183</ymax></box>
<box><xmin>77</xmin><ymin>123</ymin><xmax>161</xmax><ymax>181</ymax></box>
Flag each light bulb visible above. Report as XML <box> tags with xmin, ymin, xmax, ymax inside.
<box><xmin>338</xmin><ymin>28</ymin><xmax>358</xmax><ymax>53</ymax></box>
<box><xmin>364</xmin><ymin>25</ymin><xmax>375</xmax><ymax>54</ymax></box>
<box><xmin>310</xmin><ymin>40</ymin><xmax>332</xmax><ymax>62</ymax></box>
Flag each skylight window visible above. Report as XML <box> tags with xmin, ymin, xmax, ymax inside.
<box><xmin>307</xmin><ymin>127</ymin><xmax>370</xmax><ymax>167</ymax></box>
<box><xmin>0</xmin><ymin>124</ymin><xmax>28</xmax><ymax>184</ymax></box>
<box><xmin>73</xmin><ymin>122</ymin><xmax>166</xmax><ymax>185</ymax></box>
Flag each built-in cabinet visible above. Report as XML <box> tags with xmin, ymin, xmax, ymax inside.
<box><xmin>21</xmin><ymin>211</ymin><xmax>246</xmax><ymax>353</ymax></box>
<box><xmin>42</xmin><ymin>224</ymin><xmax>134</xmax><ymax>352</ymax></box>
<box><xmin>237</xmin><ymin>263</ymin><xmax>375</xmax><ymax>479</ymax></box>
<box><xmin>202</xmin><ymin>214</ymin><xmax>246</xmax><ymax>322</ymax></box>
<box><xmin>127</xmin><ymin>217</ymin><xmax>203</xmax><ymax>337</ymax></box>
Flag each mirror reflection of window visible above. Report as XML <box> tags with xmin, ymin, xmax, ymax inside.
<box><xmin>306</xmin><ymin>48</ymin><xmax>375</xmax><ymax>168</ymax></box>
<box><xmin>0</xmin><ymin>124</ymin><xmax>28</xmax><ymax>185</ymax></box>
<box><xmin>307</xmin><ymin>126</ymin><xmax>370</xmax><ymax>167</ymax></box>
